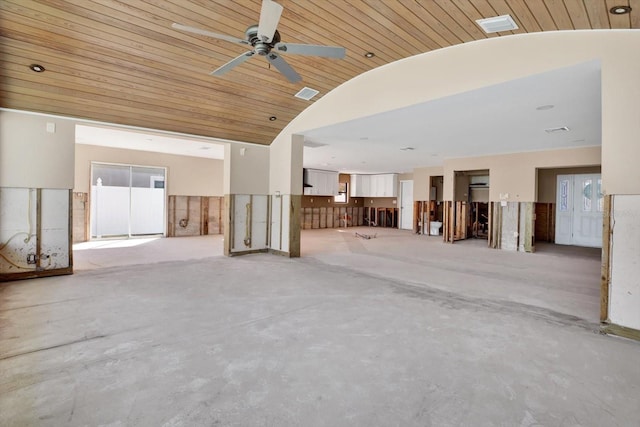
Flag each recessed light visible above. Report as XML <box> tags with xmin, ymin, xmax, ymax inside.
<box><xmin>29</xmin><ymin>64</ymin><xmax>45</xmax><ymax>72</ymax></box>
<box><xmin>269</xmin><ymin>116</ymin><xmax>277</xmax><ymax>121</ymax></box>
<box><xmin>200</xmin><ymin>146</ymin><xmax>211</xmax><ymax>150</ymax></box>
<box><xmin>400</xmin><ymin>147</ymin><xmax>415</xmax><ymax>151</ymax></box>
<box><xmin>610</xmin><ymin>5</ymin><xmax>631</xmax><ymax>14</ymax></box>
<box><xmin>359</xmin><ymin>137</ymin><xmax>369</xmax><ymax>140</ymax></box>
<box><xmin>536</xmin><ymin>104</ymin><xmax>554</xmax><ymax>111</ymax></box>
<box><xmin>364</xmin><ymin>52</ymin><xmax>375</xmax><ymax>58</ymax></box>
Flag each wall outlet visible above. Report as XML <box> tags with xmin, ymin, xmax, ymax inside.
<box><xmin>27</xmin><ymin>254</ymin><xmax>37</xmax><ymax>264</ymax></box>
<box><xmin>46</xmin><ymin>122</ymin><xmax>56</xmax><ymax>133</ymax></box>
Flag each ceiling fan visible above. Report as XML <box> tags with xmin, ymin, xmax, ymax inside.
<box><xmin>172</xmin><ymin>0</ymin><xmax>346</xmax><ymax>83</ymax></box>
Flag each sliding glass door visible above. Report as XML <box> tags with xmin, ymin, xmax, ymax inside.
<box><xmin>90</xmin><ymin>163</ymin><xmax>166</xmax><ymax>238</ymax></box>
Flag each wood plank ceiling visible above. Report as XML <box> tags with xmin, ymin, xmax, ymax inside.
<box><xmin>1</xmin><ymin>0</ymin><xmax>638</xmax><ymax>145</ymax></box>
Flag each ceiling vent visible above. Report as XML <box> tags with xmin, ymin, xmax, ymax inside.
<box><xmin>295</xmin><ymin>87</ymin><xmax>320</xmax><ymax>101</ymax></box>
<box><xmin>303</xmin><ymin>141</ymin><xmax>327</xmax><ymax>148</ymax></box>
<box><xmin>545</xmin><ymin>126</ymin><xmax>570</xmax><ymax>134</ymax></box>
<box><xmin>476</xmin><ymin>15</ymin><xmax>518</xmax><ymax>33</ymax></box>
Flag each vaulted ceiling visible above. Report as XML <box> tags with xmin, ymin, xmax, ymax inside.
<box><xmin>1</xmin><ymin>1</ymin><xmax>638</xmax><ymax>146</ymax></box>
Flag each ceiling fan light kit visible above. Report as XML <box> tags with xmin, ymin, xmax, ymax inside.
<box><xmin>172</xmin><ymin>0</ymin><xmax>346</xmax><ymax>83</ymax></box>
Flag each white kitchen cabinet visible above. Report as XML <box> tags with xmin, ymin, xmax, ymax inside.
<box><xmin>349</xmin><ymin>173</ymin><xmax>398</xmax><ymax>197</ymax></box>
<box><xmin>304</xmin><ymin>169</ymin><xmax>339</xmax><ymax>195</ymax></box>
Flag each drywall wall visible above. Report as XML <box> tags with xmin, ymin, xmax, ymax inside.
<box><xmin>412</xmin><ymin>166</ymin><xmax>444</xmax><ymax>200</ymax></box>
<box><xmin>609</xmin><ymin>195</ymin><xmax>640</xmax><ymax>330</ymax></box>
<box><xmin>442</xmin><ymin>147</ymin><xmax>600</xmax><ymax>202</ymax></box>
<box><xmin>0</xmin><ymin>110</ymin><xmax>75</xmax><ymax>189</ymax></box>
<box><xmin>223</xmin><ymin>142</ymin><xmax>270</xmax><ymax>195</ymax></box>
<box><xmin>269</xmin><ymin>134</ymin><xmax>304</xmax><ymax>195</ymax></box>
<box><xmin>537</xmin><ymin>166</ymin><xmax>601</xmax><ymax>203</ymax></box>
<box><xmin>75</xmin><ymin>144</ymin><xmax>223</xmax><ymax>196</ymax></box>
<box><xmin>273</xmin><ymin>31</ymin><xmax>639</xmax><ymax>195</ymax></box>
<box><xmin>268</xmin><ymin>134</ymin><xmax>303</xmax><ymax>256</ymax></box>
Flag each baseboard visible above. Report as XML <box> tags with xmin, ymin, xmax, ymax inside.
<box><xmin>268</xmin><ymin>248</ymin><xmax>295</xmax><ymax>258</ymax></box>
<box><xmin>601</xmin><ymin>322</ymin><xmax>640</xmax><ymax>341</ymax></box>
<box><xmin>227</xmin><ymin>248</ymin><xmax>269</xmax><ymax>257</ymax></box>
<box><xmin>0</xmin><ymin>266</ymin><xmax>74</xmax><ymax>283</ymax></box>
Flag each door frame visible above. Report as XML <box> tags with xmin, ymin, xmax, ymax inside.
<box><xmin>555</xmin><ymin>173</ymin><xmax>602</xmax><ymax>248</ymax></box>
<box><xmin>89</xmin><ymin>161</ymin><xmax>168</xmax><ymax>239</ymax></box>
<box><xmin>399</xmin><ymin>180</ymin><xmax>413</xmax><ymax>230</ymax></box>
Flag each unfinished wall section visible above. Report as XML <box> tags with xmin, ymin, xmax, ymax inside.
<box><xmin>0</xmin><ymin>188</ymin><xmax>72</xmax><ymax>281</ymax></box>
<box><xmin>224</xmin><ymin>142</ymin><xmax>272</xmax><ymax>256</ymax></box>
<box><xmin>488</xmin><ymin>202</ymin><xmax>534</xmax><ymax>253</ymax></box>
<box><xmin>268</xmin><ymin>134</ymin><xmax>303</xmax><ymax>257</ymax></box>
<box><xmin>0</xmin><ymin>111</ymin><xmax>75</xmax><ymax>280</ymax></box>
<box><xmin>167</xmin><ymin>196</ymin><xmax>223</xmax><ymax>237</ymax></box>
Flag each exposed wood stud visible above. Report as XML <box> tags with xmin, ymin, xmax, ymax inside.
<box><xmin>600</xmin><ymin>194</ymin><xmax>612</xmax><ymax>322</ymax></box>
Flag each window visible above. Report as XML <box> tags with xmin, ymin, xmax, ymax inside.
<box><xmin>334</xmin><ymin>182</ymin><xmax>348</xmax><ymax>203</ymax></box>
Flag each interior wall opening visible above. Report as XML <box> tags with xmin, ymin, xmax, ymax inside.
<box><xmin>90</xmin><ymin>162</ymin><xmax>166</xmax><ymax>239</ymax></box>
<box><xmin>535</xmin><ymin>166</ymin><xmax>602</xmax><ymax>250</ymax></box>
<box><xmin>446</xmin><ymin>169</ymin><xmax>489</xmax><ymax>242</ymax></box>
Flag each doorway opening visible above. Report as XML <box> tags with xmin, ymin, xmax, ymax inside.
<box><xmin>90</xmin><ymin>162</ymin><xmax>166</xmax><ymax>239</ymax></box>
<box><xmin>445</xmin><ymin>170</ymin><xmax>489</xmax><ymax>242</ymax></box>
<box><xmin>535</xmin><ymin>166</ymin><xmax>602</xmax><ymax>249</ymax></box>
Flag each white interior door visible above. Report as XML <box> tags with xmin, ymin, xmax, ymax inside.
<box><xmin>555</xmin><ymin>175</ymin><xmax>574</xmax><ymax>245</ymax></box>
<box><xmin>572</xmin><ymin>174</ymin><xmax>603</xmax><ymax>247</ymax></box>
<box><xmin>400</xmin><ymin>180</ymin><xmax>413</xmax><ymax>230</ymax></box>
<box><xmin>555</xmin><ymin>174</ymin><xmax>602</xmax><ymax>247</ymax></box>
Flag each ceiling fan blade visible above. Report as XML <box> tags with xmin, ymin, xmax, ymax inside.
<box><xmin>266</xmin><ymin>52</ymin><xmax>301</xmax><ymax>83</ymax></box>
<box><xmin>275</xmin><ymin>43</ymin><xmax>346</xmax><ymax>59</ymax></box>
<box><xmin>211</xmin><ymin>51</ymin><xmax>256</xmax><ymax>76</ymax></box>
<box><xmin>258</xmin><ymin>0</ymin><xmax>283</xmax><ymax>43</ymax></box>
<box><xmin>172</xmin><ymin>23</ymin><xmax>248</xmax><ymax>45</ymax></box>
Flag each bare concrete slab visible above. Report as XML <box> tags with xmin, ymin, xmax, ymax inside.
<box><xmin>2</xmin><ymin>229</ymin><xmax>638</xmax><ymax>426</ymax></box>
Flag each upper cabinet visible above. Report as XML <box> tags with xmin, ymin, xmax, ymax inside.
<box><xmin>350</xmin><ymin>173</ymin><xmax>398</xmax><ymax>197</ymax></box>
<box><xmin>303</xmin><ymin>169</ymin><xmax>339</xmax><ymax>196</ymax></box>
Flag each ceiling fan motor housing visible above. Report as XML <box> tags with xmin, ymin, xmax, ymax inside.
<box><xmin>245</xmin><ymin>24</ymin><xmax>280</xmax><ymax>55</ymax></box>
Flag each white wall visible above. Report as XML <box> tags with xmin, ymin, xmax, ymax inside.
<box><xmin>413</xmin><ymin>166</ymin><xmax>444</xmax><ymax>200</ymax></box>
<box><xmin>0</xmin><ymin>110</ymin><xmax>75</xmax><ymax>189</ymax></box>
<box><xmin>224</xmin><ymin>142</ymin><xmax>270</xmax><ymax>195</ymax></box>
<box><xmin>273</xmin><ymin>31</ymin><xmax>639</xmax><ymax>196</ymax></box>
<box><xmin>442</xmin><ymin>147</ymin><xmax>601</xmax><ymax>202</ymax></box>
<box><xmin>268</xmin><ymin>134</ymin><xmax>303</xmax><ymax>254</ymax></box>
<box><xmin>609</xmin><ymin>195</ymin><xmax>640</xmax><ymax>330</ymax></box>
<box><xmin>75</xmin><ymin>144</ymin><xmax>224</xmax><ymax>196</ymax></box>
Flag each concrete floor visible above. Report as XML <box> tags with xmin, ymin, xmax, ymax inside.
<box><xmin>1</xmin><ymin>228</ymin><xmax>639</xmax><ymax>426</ymax></box>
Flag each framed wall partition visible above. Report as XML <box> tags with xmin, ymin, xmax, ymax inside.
<box><xmin>90</xmin><ymin>162</ymin><xmax>167</xmax><ymax>239</ymax></box>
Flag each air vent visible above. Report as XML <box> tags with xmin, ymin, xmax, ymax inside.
<box><xmin>295</xmin><ymin>87</ymin><xmax>320</xmax><ymax>101</ymax></box>
<box><xmin>545</xmin><ymin>126</ymin><xmax>570</xmax><ymax>134</ymax></box>
<box><xmin>476</xmin><ymin>15</ymin><xmax>518</xmax><ymax>33</ymax></box>
<box><xmin>303</xmin><ymin>141</ymin><xmax>327</xmax><ymax>148</ymax></box>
